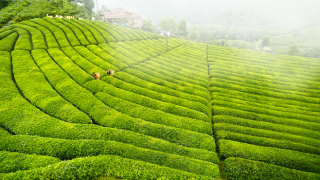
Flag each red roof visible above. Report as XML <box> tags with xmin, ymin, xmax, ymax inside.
<box><xmin>104</xmin><ymin>8</ymin><xmax>141</xmax><ymax>19</ymax></box>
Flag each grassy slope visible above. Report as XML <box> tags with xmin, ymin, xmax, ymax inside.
<box><xmin>0</xmin><ymin>17</ymin><xmax>319</xmax><ymax>180</ymax></box>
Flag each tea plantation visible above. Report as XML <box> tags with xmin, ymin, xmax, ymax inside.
<box><xmin>0</xmin><ymin>17</ymin><xmax>319</xmax><ymax>180</ymax></box>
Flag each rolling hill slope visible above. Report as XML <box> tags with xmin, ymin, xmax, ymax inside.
<box><xmin>0</xmin><ymin>17</ymin><xmax>319</xmax><ymax>180</ymax></box>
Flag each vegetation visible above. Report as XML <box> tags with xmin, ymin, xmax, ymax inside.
<box><xmin>0</xmin><ymin>16</ymin><xmax>319</xmax><ymax>179</ymax></box>
<box><xmin>208</xmin><ymin>44</ymin><xmax>320</xmax><ymax>179</ymax></box>
<box><xmin>141</xmin><ymin>16</ymin><xmax>155</xmax><ymax>33</ymax></box>
<box><xmin>0</xmin><ymin>0</ymin><xmax>94</xmax><ymax>28</ymax></box>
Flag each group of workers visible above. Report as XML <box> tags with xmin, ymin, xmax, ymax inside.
<box><xmin>93</xmin><ymin>69</ymin><xmax>114</xmax><ymax>80</ymax></box>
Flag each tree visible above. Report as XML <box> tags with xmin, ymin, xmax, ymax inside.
<box><xmin>211</xmin><ymin>38</ymin><xmax>215</xmax><ymax>45</ymax></box>
<box><xmin>141</xmin><ymin>16</ymin><xmax>155</xmax><ymax>33</ymax></box>
<box><xmin>238</xmin><ymin>43</ymin><xmax>247</xmax><ymax>49</ymax></box>
<box><xmin>262</xmin><ymin>36</ymin><xmax>270</xmax><ymax>47</ymax></box>
<box><xmin>225</xmin><ymin>35</ymin><xmax>229</xmax><ymax>43</ymax></box>
<box><xmin>159</xmin><ymin>16</ymin><xmax>177</xmax><ymax>35</ymax></box>
<box><xmin>0</xmin><ymin>0</ymin><xmax>10</xmax><ymax>9</ymax></box>
<box><xmin>289</xmin><ymin>44</ymin><xmax>299</xmax><ymax>55</ymax></box>
<box><xmin>188</xmin><ymin>25</ymin><xmax>199</xmax><ymax>41</ymax></box>
<box><xmin>67</xmin><ymin>0</ymin><xmax>83</xmax><ymax>2</ymax></box>
<box><xmin>178</xmin><ymin>19</ymin><xmax>188</xmax><ymax>37</ymax></box>
<box><xmin>96</xmin><ymin>5</ymin><xmax>107</xmax><ymax>20</ymax></box>
<box><xmin>159</xmin><ymin>16</ymin><xmax>177</xmax><ymax>51</ymax></box>
<box><xmin>83</xmin><ymin>0</ymin><xmax>94</xmax><ymax>12</ymax></box>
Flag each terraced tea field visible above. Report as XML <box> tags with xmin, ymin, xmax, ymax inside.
<box><xmin>0</xmin><ymin>17</ymin><xmax>319</xmax><ymax>180</ymax></box>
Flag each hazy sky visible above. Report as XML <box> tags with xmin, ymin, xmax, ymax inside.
<box><xmin>93</xmin><ymin>0</ymin><xmax>320</xmax><ymax>28</ymax></box>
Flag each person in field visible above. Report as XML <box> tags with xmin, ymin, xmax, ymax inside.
<box><xmin>106</xmin><ymin>69</ymin><xmax>115</xmax><ymax>76</ymax></box>
<box><xmin>93</xmin><ymin>72</ymin><xmax>100</xmax><ymax>80</ymax></box>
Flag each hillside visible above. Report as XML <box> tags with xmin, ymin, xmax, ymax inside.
<box><xmin>0</xmin><ymin>17</ymin><xmax>319</xmax><ymax>179</ymax></box>
<box><xmin>0</xmin><ymin>0</ymin><xmax>92</xmax><ymax>28</ymax></box>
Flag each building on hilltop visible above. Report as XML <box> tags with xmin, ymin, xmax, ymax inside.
<box><xmin>103</xmin><ymin>7</ymin><xmax>142</xmax><ymax>29</ymax></box>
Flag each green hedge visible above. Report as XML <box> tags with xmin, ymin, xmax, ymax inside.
<box><xmin>102</xmin><ymin>75</ymin><xmax>208</xmax><ymax>114</ymax></box>
<box><xmin>212</xmin><ymin>98</ymin><xmax>320</xmax><ymax>124</ymax></box>
<box><xmin>215</xmin><ymin>130</ymin><xmax>320</xmax><ymax>155</ymax></box>
<box><xmin>164</xmin><ymin>52</ymin><xmax>208</xmax><ymax>68</ymax></box>
<box><xmin>2</xmin><ymin>155</ymin><xmax>218</xmax><ymax>179</ymax></box>
<box><xmin>223</xmin><ymin>157</ymin><xmax>320</xmax><ymax>180</ymax></box>
<box><xmin>218</xmin><ymin>139</ymin><xmax>320</xmax><ymax>173</ymax></box>
<box><xmin>43</xmin><ymin>17</ymin><xmax>81</xmax><ymax>47</ymax></box>
<box><xmin>145</xmin><ymin>30</ymin><xmax>159</xmax><ymax>39</ymax></box>
<box><xmin>159</xmin><ymin>55</ymin><xmax>207</xmax><ymax>73</ymax></box>
<box><xmin>115</xmin><ymin>71</ymin><xmax>208</xmax><ymax>105</ymax></box>
<box><xmin>73</xmin><ymin>46</ymin><xmax>119</xmax><ymax>71</ymax></box>
<box><xmin>208</xmin><ymin>52</ymin><xmax>320</xmax><ymax>70</ymax></box>
<box><xmin>108</xmin><ymin>23</ymin><xmax>136</xmax><ymax>40</ymax></box>
<box><xmin>71</xmin><ymin>19</ymin><xmax>106</xmax><ymax>44</ymax></box>
<box><xmin>0</xmin><ymin>132</ymin><xmax>219</xmax><ymax>176</ymax></box>
<box><xmin>144</xmin><ymin>60</ymin><xmax>209</xmax><ymax>87</ymax></box>
<box><xmin>118</xmin><ymin>41</ymin><xmax>154</xmax><ymax>58</ymax></box>
<box><xmin>31</xmin><ymin>18</ymin><xmax>70</xmax><ymax>48</ymax></box>
<box><xmin>95</xmin><ymin>91</ymin><xmax>215</xmax><ymax>149</ymax></box>
<box><xmin>12</xmin><ymin>28</ymin><xmax>32</xmax><ymax>50</ymax></box>
<box><xmin>62</xmin><ymin>18</ymin><xmax>97</xmax><ymax>45</ymax></box>
<box><xmin>210</xmin><ymin>77</ymin><xmax>320</xmax><ymax>105</ymax></box>
<box><xmin>138</xmin><ymin>39</ymin><xmax>164</xmax><ymax>52</ymax></box>
<box><xmin>0</xmin><ymin>32</ymin><xmax>18</xmax><ymax>51</ymax></box>
<box><xmin>147</xmin><ymin>38</ymin><xmax>172</xmax><ymax>50</ymax></box>
<box><xmin>168</xmin><ymin>45</ymin><xmax>207</xmax><ymax>61</ymax></box>
<box><xmin>125</xmin><ymin>27</ymin><xmax>144</xmax><ymax>40</ymax></box>
<box><xmin>0</xmin><ymin>86</ymin><xmax>214</xmax><ymax>165</ymax></box>
<box><xmin>149</xmin><ymin>38</ymin><xmax>170</xmax><ymax>46</ymax></box>
<box><xmin>90</xmin><ymin>21</ymin><xmax>125</xmax><ymax>41</ymax></box>
<box><xmin>124</xmin><ymin>68</ymin><xmax>210</xmax><ymax>100</ymax></box>
<box><xmin>211</xmin><ymin>87</ymin><xmax>320</xmax><ymax>116</ymax></box>
<box><xmin>84</xmin><ymin>80</ymin><xmax>209</xmax><ymax>122</ymax></box>
<box><xmin>171</xmin><ymin>46</ymin><xmax>207</xmax><ymax>63</ymax></box>
<box><xmin>47</xmin><ymin>48</ymin><xmax>94</xmax><ymax>85</ymax></box>
<box><xmin>210</xmin><ymin>84</ymin><xmax>320</xmax><ymax>112</ymax></box>
<box><xmin>208</xmin><ymin>58</ymin><xmax>319</xmax><ymax>83</ymax></box>
<box><xmin>29</xmin><ymin>49</ymin><xmax>215</xmax><ymax>161</ymax></box>
<box><xmin>12</xmin><ymin>50</ymin><xmax>92</xmax><ymax>124</ymax></box>
<box><xmin>150</xmin><ymin>57</ymin><xmax>209</xmax><ymax>84</ymax></box>
<box><xmin>62</xmin><ymin>46</ymin><xmax>108</xmax><ymax>78</ymax></box>
<box><xmin>110</xmin><ymin>23</ymin><xmax>143</xmax><ymax>40</ymax></box>
<box><xmin>133</xmin><ymin>28</ymin><xmax>152</xmax><ymax>39</ymax></box>
<box><xmin>54</xmin><ymin>18</ymin><xmax>90</xmax><ymax>46</ymax></box>
<box><xmin>158</xmin><ymin>38</ymin><xmax>180</xmax><ymax>49</ymax></box>
<box><xmin>108</xmin><ymin>42</ymin><xmax>145</xmax><ymax>62</ymax></box>
<box><xmin>125</xmin><ymin>40</ymin><xmax>162</xmax><ymax>55</ymax></box>
<box><xmin>20</xmin><ymin>21</ymin><xmax>60</xmax><ymax>49</ymax></box>
<box><xmin>209</xmin><ymin>66</ymin><xmax>320</xmax><ymax>96</ymax></box>
<box><xmin>0</xmin><ymin>150</ymin><xmax>60</xmax><ymax>173</ymax></box>
<box><xmin>10</xmin><ymin>24</ymin><xmax>47</xmax><ymax>49</ymax></box>
<box><xmin>133</xmin><ymin>63</ymin><xmax>208</xmax><ymax>92</ymax></box>
<box><xmin>98</xmin><ymin>43</ymin><xmax>137</xmax><ymax>66</ymax></box>
<box><xmin>145</xmin><ymin>39</ymin><xmax>167</xmax><ymax>52</ymax></box>
<box><xmin>208</xmin><ymin>56</ymin><xmax>320</xmax><ymax>86</ymax></box>
<box><xmin>213</xmin><ymin>106</ymin><xmax>320</xmax><ymax>133</ymax></box>
<box><xmin>213</xmin><ymin>118</ymin><xmax>320</xmax><ymax>148</ymax></box>
<box><xmin>0</xmin><ymin>27</ymin><xmax>12</xmax><ymax>34</ymax></box>
<box><xmin>0</xmin><ymin>30</ymin><xmax>14</xmax><ymax>40</ymax></box>
<box><xmin>86</xmin><ymin>45</ymin><xmax>129</xmax><ymax>70</ymax></box>
<box><xmin>81</xmin><ymin>20</ymin><xmax>117</xmax><ymax>42</ymax></box>
<box><xmin>130</xmin><ymin>27</ymin><xmax>148</xmax><ymax>40</ymax></box>
<box><xmin>107</xmin><ymin>23</ymin><xmax>132</xmax><ymax>40</ymax></box>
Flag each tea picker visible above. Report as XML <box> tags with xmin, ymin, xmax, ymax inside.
<box><xmin>93</xmin><ymin>72</ymin><xmax>100</xmax><ymax>80</ymax></box>
<box><xmin>106</xmin><ymin>69</ymin><xmax>115</xmax><ymax>76</ymax></box>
